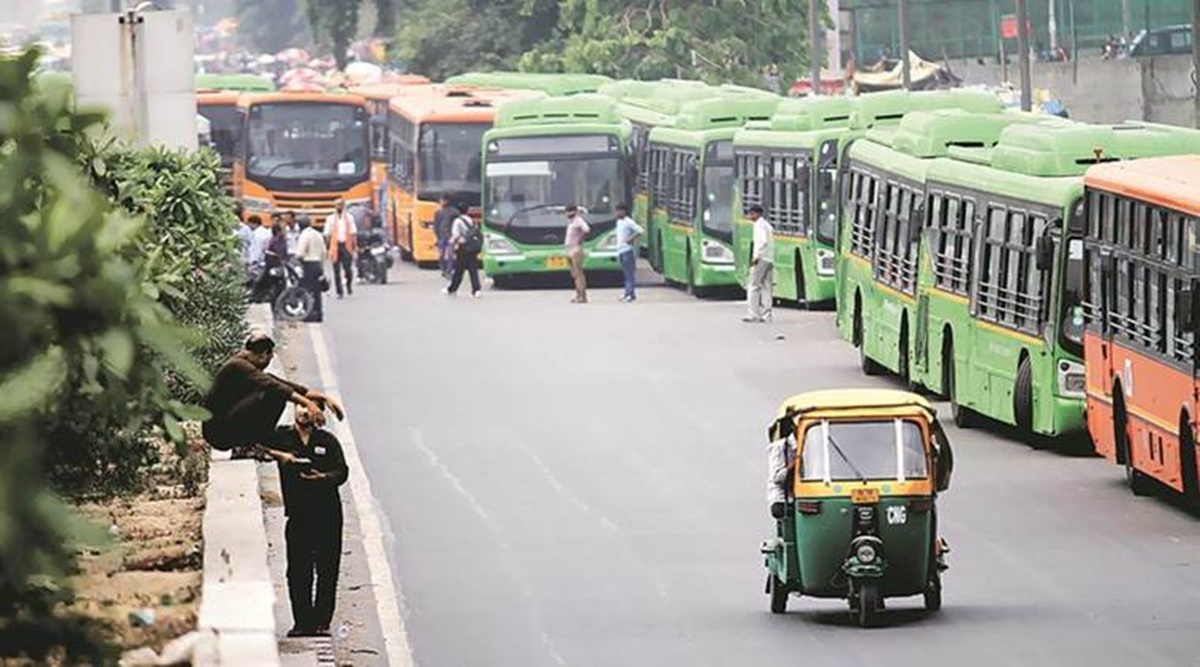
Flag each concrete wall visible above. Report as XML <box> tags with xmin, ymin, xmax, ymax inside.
<box><xmin>949</xmin><ymin>55</ymin><xmax>1196</xmax><ymax>127</ymax></box>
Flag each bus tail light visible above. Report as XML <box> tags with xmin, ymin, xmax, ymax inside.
<box><xmin>1057</xmin><ymin>360</ymin><xmax>1086</xmax><ymax>398</ymax></box>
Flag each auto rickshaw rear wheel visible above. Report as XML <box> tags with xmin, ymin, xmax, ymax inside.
<box><xmin>924</xmin><ymin>573</ymin><xmax>942</xmax><ymax>612</ymax></box>
<box><xmin>767</xmin><ymin>575</ymin><xmax>788</xmax><ymax>614</ymax></box>
<box><xmin>857</xmin><ymin>583</ymin><xmax>880</xmax><ymax>628</ymax></box>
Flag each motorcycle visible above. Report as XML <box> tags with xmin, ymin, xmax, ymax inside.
<box><xmin>356</xmin><ymin>227</ymin><xmax>395</xmax><ymax>285</ymax></box>
<box><xmin>248</xmin><ymin>255</ymin><xmax>314</xmax><ymax>321</ymax></box>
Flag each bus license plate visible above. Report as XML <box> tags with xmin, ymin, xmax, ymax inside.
<box><xmin>546</xmin><ymin>256</ymin><xmax>569</xmax><ymax>269</ymax></box>
<box><xmin>851</xmin><ymin>487</ymin><xmax>880</xmax><ymax>505</ymax></box>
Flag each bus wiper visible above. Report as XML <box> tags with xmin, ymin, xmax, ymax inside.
<box><xmin>504</xmin><ymin>204</ymin><xmax>564</xmax><ymax>229</ymax></box>
<box><xmin>828</xmin><ymin>434</ymin><xmax>868</xmax><ymax>483</ymax></box>
<box><xmin>264</xmin><ymin>161</ymin><xmax>309</xmax><ymax>177</ymax></box>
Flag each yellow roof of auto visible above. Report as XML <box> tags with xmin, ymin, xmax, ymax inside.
<box><xmin>776</xmin><ymin>389</ymin><xmax>934</xmax><ymax>420</ymax></box>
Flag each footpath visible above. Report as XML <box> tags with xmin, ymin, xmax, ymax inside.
<box><xmin>196</xmin><ymin>304</ymin><xmax>405</xmax><ymax>666</ymax></box>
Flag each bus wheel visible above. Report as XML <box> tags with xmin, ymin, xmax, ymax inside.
<box><xmin>1180</xmin><ymin>415</ymin><xmax>1198</xmax><ymax>502</ymax></box>
<box><xmin>1115</xmin><ymin>396</ymin><xmax>1153</xmax><ymax>496</ymax></box>
<box><xmin>856</xmin><ymin>299</ymin><xmax>881</xmax><ymax>376</ymax></box>
<box><xmin>794</xmin><ymin>254</ymin><xmax>808</xmax><ymax>309</ymax></box>
<box><xmin>1013</xmin><ymin>356</ymin><xmax>1034</xmax><ymax>434</ymax></box>
<box><xmin>945</xmin><ymin>341</ymin><xmax>973</xmax><ymax>428</ymax></box>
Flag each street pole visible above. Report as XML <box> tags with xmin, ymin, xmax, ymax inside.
<box><xmin>898</xmin><ymin>0</ymin><xmax>910</xmax><ymax>90</ymax></box>
<box><xmin>1016</xmin><ymin>0</ymin><xmax>1032</xmax><ymax>111</ymax></box>
<box><xmin>810</xmin><ymin>0</ymin><xmax>822</xmax><ymax>96</ymax></box>
<box><xmin>1121</xmin><ymin>0</ymin><xmax>1132</xmax><ymax>37</ymax></box>
<box><xmin>1048</xmin><ymin>0</ymin><xmax>1058</xmax><ymax>52</ymax></box>
<box><xmin>1193</xmin><ymin>0</ymin><xmax>1200</xmax><ymax>127</ymax></box>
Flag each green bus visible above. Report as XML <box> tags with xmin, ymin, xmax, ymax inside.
<box><xmin>445</xmin><ymin>72</ymin><xmax>612</xmax><ymax>96</ymax></box>
<box><xmin>480</xmin><ymin>94</ymin><xmax>632</xmax><ymax>285</ymax></box>
<box><xmin>195</xmin><ymin>73</ymin><xmax>276</xmax><ymax>92</ymax></box>
<box><xmin>644</xmin><ymin>96</ymin><xmax>781</xmax><ymax>293</ymax></box>
<box><xmin>836</xmin><ymin>110</ymin><xmax>1042</xmax><ymax>390</ymax></box>
<box><xmin>912</xmin><ymin>120</ymin><xmax>1200</xmax><ymax>434</ymax></box>
<box><xmin>731</xmin><ymin>89</ymin><xmax>1007</xmax><ymax>307</ymax></box>
<box><xmin>732</xmin><ymin>96</ymin><xmax>855</xmax><ymax>306</ymax></box>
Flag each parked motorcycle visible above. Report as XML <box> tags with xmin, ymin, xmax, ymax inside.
<box><xmin>248</xmin><ymin>256</ymin><xmax>313</xmax><ymax>321</ymax></box>
<box><xmin>356</xmin><ymin>227</ymin><xmax>395</xmax><ymax>285</ymax></box>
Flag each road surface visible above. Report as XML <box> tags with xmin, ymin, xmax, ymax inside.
<box><xmin>319</xmin><ymin>264</ymin><xmax>1200</xmax><ymax>667</ymax></box>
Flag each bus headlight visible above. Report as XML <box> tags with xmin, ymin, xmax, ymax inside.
<box><xmin>243</xmin><ymin>196</ymin><xmax>273</xmax><ymax>212</ymax></box>
<box><xmin>1057</xmin><ymin>360</ymin><xmax>1086</xmax><ymax>398</ymax></box>
<box><xmin>345</xmin><ymin>198</ymin><xmax>371</xmax><ymax>210</ymax></box>
<box><xmin>816</xmin><ymin>249</ymin><xmax>836</xmax><ymax>276</ymax></box>
<box><xmin>701</xmin><ymin>238</ymin><xmax>734</xmax><ymax>264</ymax></box>
<box><xmin>597</xmin><ymin>232</ymin><xmax>619</xmax><ymax>252</ymax></box>
<box><xmin>486</xmin><ymin>235</ymin><xmax>518</xmax><ymax>255</ymax></box>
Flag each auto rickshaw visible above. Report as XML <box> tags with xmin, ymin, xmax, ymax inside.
<box><xmin>761</xmin><ymin>389</ymin><xmax>953</xmax><ymax>627</ymax></box>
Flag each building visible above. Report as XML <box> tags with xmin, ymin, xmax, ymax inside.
<box><xmin>840</xmin><ymin>0</ymin><xmax>1192</xmax><ymax>64</ymax></box>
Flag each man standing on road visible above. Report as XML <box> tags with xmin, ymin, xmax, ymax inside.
<box><xmin>280</xmin><ymin>210</ymin><xmax>299</xmax><ymax>255</ymax></box>
<box><xmin>564</xmin><ymin>204</ymin><xmax>591</xmax><ymax>304</ymax></box>
<box><xmin>444</xmin><ymin>202</ymin><xmax>482</xmax><ymax>298</ymax></box>
<box><xmin>247</xmin><ymin>215</ymin><xmax>270</xmax><ymax>273</ymax></box>
<box><xmin>296</xmin><ymin>215</ymin><xmax>327</xmax><ymax>323</ymax></box>
<box><xmin>744</xmin><ymin>205</ymin><xmax>774</xmax><ymax>323</ymax></box>
<box><xmin>263</xmin><ymin>409</ymin><xmax>349</xmax><ymax>638</ymax></box>
<box><xmin>325</xmin><ymin>199</ymin><xmax>357</xmax><ymax>299</ymax></box>
<box><xmin>201</xmin><ymin>334</ymin><xmax>343</xmax><ymax>453</ymax></box>
<box><xmin>433</xmin><ymin>194</ymin><xmax>456</xmax><ymax>279</ymax></box>
<box><xmin>614</xmin><ymin>204</ymin><xmax>644</xmax><ymax>302</ymax></box>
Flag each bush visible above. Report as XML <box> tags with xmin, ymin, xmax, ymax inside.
<box><xmin>0</xmin><ymin>49</ymin><xmax>202</xmax><ymax>662</ymax></box>
<box><xmin>84</xmin><ymin>145</ymin><xmax>249</xmax><ymax>406</ymax></box>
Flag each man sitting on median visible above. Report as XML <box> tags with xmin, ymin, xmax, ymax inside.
<box><xmin>202</xmin><ymin>334</ymin><xmax>343</xmax><ymax>456</ymax></box>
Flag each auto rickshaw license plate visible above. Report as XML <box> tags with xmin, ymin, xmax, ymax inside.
<box><xmin>546</xmin><ymin>256</ymin><xmax>569</xmax><ymax>269</ymax></box>
<box><xmin>851</xmin><ymin>487</ymin><xmax>880</xmax><ymax>505</ymax></box>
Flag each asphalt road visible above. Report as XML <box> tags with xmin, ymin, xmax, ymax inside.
<box><xmin>320</xmin><ymin>262</ymin><xmax>1200</xmax><ymax>667</ymax></box>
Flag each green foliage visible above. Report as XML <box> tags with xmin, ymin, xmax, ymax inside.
<box><xmin>83</xmin><ymin>145</ymin><xmax>248</xmax><ymax>409</ymax></box>
<box><xmin>521</xmin><ymin>0</ymin><xmax>818</xmax><ymax>85</ymax></box>
<box><xmin>394</xmin><ymin>0</ymin><xmax>559</xmax><ymax>80</ymax></box>
<box><xmin>236</xmin><ymin>0</ymin><xmax>310</xmax><ymax>54</ymax></box>
<box><xmin>372</xmin><ymin>0</ymin><xmax>396</xmax><ymax>37</ymax></box>
<box><xmin>0</xmin><ymin>49</ymin><xmax>199</xmax><ymax>662</ymax></box>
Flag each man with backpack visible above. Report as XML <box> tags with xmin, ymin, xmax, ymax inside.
<box><xmin>444</xmin><ymin>202</ymin><xmax>482</xmax><ymax>298</ymax></box>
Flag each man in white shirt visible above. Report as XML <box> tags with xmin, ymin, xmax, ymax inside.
<box><xmin>324</xmin><ymin>199</ymin><xmax>357</xmax><ymax>298</ymax></box>
<box><xmin>614</xmin><ymin>203</ymin><xmax>645</xmax><ymax>302</ymax></box>
<box><xmin>247</xmin><ymin>215</ymin><xmax>270</xmax><ymax>271</ymax></box>
<box><xmin>744</xmin><ymin>205</ymin><xmax>774</xmax><ymax>323</ymax></box>
<box><xmin>296</xmin><ymin>215</ymin><xmax>327</xmax><ymax>322</ymax></box>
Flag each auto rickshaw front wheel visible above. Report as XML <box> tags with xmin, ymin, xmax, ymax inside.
<box><xmin>767</xmin><ymin>575</ymin><xmax>788</xmax><ymax>614</ymax></box>
<box><xmin>857</xmin><ymin>583</ymin><xmax>880</xmax><ymax>628</ymax></box>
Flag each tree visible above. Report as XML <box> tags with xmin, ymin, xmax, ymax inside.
<box><xmin>372</xmin><ymin>0</ymin><xmax>395</xmax><ymax>37</ymax></box>
<box><xmin>236</xmin><ymin>0</ymin><xmax>309</xmax><ymax>53</ymax></box>
<box><xmin>521</xmin><ymin>0</ymin><xmax>821</xmax><ymax>86</ymax></box>
<box><xmin>306</xmin><ymin>0</ymin><xmax>361</xmax><ymax>69</ymax></box>
<box><xmin>394</xmin><ymin>0</ymin><xmax>558</xmax><ymax>79</ymax></box>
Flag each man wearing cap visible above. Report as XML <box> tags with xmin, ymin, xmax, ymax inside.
<box><xmin>202</xmin><ymin>335</ymin><xmax>344</xmax><ymax>453</ymax></box>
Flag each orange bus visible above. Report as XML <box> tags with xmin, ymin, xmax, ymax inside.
<box><xmin>385</xmin><ymin>87</ymin><xmax>536</xmax><ymax>265</ymax></box>
<box><xmin>233</xmin><ymin>91</ymin><xmax>373</xmax><ymax>226</ymax></box>
<box><xmin>1081</xmin><ymin>155</ymin><xmax>1200</xmax><ymax>500</ymax></box>
<box><xmin>197</xmin><ymin>90</ymin><xmax>241</xmax><ymax>196</ymax></box>
<box><xmin>349</xmin><ymin>79</ymin><xmax>434</xmax><ymax>227</ymax></box>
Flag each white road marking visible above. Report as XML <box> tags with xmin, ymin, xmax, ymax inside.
<box><xmin>310</xmin><ymin>324</ymin><xmax>414</xmax><ymax>667</ymax></box>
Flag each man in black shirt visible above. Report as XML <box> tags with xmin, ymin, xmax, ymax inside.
<box><xmin>202</xmin><ymin>334</ymin><xmax>343</xmax><ymax>452</ymax></box>
<box><xmin>433</xmin><ymin>194</ymin><xmax>456</xmax><ymax>278</ymax></box>
<box><xmin>265</xmin><ymin>409</ymin><xmax>349</xmax><ymax>637</ymax></box>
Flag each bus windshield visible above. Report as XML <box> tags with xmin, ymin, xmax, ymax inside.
<box><xmin>703</xmin><ymin>162</ymin><xmax>736</xmax><ymax>240</ymax></box>
<box><xmin>199</xmin><ymin>104</ymin><xmax>239</xmax><ymax>166</ymax></box>
<box><xmin>485</xmin><ymin>156</ymin><xmax>621</xmax><ymax>232</ymax></box>
<box><xmin>800</xmin><ymin>419</ymin><xmax>927</xmax><ymax>482</ymax></box>
<box><xmin>246</xmin><ymin>102</ymin><xmax>369</xmax><ymax>184</ymax></box>
<box><xmin>418</xmin><ymin>123</ymin><xmax>487</xmax><ymax>206</ymax></box>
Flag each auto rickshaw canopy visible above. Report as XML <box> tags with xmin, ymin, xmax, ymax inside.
<box><xmin>775</xmin><ymin>389</ymin><xmax>935</xmax><ymax>425</ymax></box>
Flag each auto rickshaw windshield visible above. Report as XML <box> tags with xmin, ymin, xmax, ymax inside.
<box><xmin>799</xmin><ymin>419</ymin><xmax>927</xmax><ymax>482</ymax></box>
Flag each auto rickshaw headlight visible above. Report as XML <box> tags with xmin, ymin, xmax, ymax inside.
<box><xmin>855</xmin><ymin>543</ymin><xmax>878</xmax><ymax>564</ymax></box>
